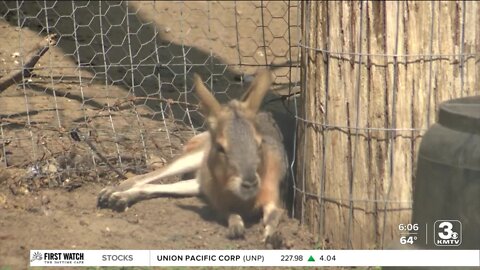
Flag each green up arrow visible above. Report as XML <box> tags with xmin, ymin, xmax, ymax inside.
<box><xmin>308</xmin><ymin>255</ymin><xmax>315</xmax><ymax>262</ymax></box>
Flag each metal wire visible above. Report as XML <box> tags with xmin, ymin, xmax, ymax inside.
<box><xmin>293</xmin><ymin>115</ymin><xmax>428</xmax><ymax>132</ymax></box>
<box><xmin>15</xmin><ymin>0</ymin><xmax>38</xmax><ymax>164</ymax></box>
<box><xmin>298</xmin><ymin>43</ymin><xmax>479</xmax><ymax>59</ymax></box>
<box><xmin>348</xmin><ymin>0</ymin><xmax>365</xmax><ymax>250</ymax></box>
<box><xmin>381</xmin><ymin>0</ymin><xmax>401</xmax><ymax>249</ymax></box>
<box><xmin>70</xmin><ymin>1</ymin><xmax>99</xmax><ymax>175</ymax></box>
<box><xmin>1</xmin><ymin>0</ymin><xmax>476</xmax><ymax>249</ymax></box>
<box><xmin>0</xmin><ymin>0</ymin><xmax>300</xmax><ymax>186</ymax></box>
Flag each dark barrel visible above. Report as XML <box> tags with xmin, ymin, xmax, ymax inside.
<box><xmin>413</xmin><ymin>96</ymin><xmax>480</xmax><ymax>249</ymax></box>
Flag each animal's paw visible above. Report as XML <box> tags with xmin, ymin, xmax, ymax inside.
<box><xmin>264</xmin><ymin>230</ymin><xmax>284</xmax><ymax>249</ymax></box>
<box><xmin>97</xmin><ymin>187</ymin><xmax>133</xmax><ymax>212</ymax></box>
<box><xmin>227</xmin><ymin>214</ymin><xmax>246</xmax><ymax>239</ymax></box>
<box><xmin>97</xmin><ymin>177</ymin><xmax>140</xmax><ymax>211</ymax></box>
<box><xmin>227</xmin><ymin>222</ymin><xmax>246</xmax><ymax>239</ymax></box>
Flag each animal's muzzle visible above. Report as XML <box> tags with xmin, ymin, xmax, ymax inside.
<box><xmin>240</xmin><ymin>173</ymin><xmax>259</xmax><ymax>190</ymax></box>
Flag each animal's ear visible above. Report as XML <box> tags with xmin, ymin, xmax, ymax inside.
<box><xmin>241</xmin><ymin>69</ymin><xmax>272</xmax><ymax>113</ymax></box>
<box><xmin>193</xmin><ymin>73</ymin><xmax>221</xmax><ymax>116</ymax></box>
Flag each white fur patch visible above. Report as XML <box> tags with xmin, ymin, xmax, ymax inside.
<box><xmin>126</xmin><ymin>179</ymin><xmax>200</xmax><ymax>196</ymax></box>
<box><xmin>134</xmin><ymin>150</ymin><xmax>205</xmax><ymax>186</ymax></box>
<box><xmin>262</xmin><ymin>202</ymin><xmax>277</xmax><ymax>224</ymax></box>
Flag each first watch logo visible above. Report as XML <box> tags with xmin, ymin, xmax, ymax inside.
<box><xmin>434</xmin><ymin>220</ymin><xmax>462</xmax><ymax>246</ymax></box>
<box><xmin>30</xmin><ymin>251</ymin><xmax>85</xmax><ymax>265</ymax></box>
<box><xmin>30</xmin><ymin>251</ymin><xmax>43</xmax><ymax>262</ymax></box>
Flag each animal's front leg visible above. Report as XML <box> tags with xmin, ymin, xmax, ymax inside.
<box><xmin>227</xmin><ymin>213</ymin><xmax>245</xmax><ymax>239</ymax></box>
<box><xmin>262</xmin><ymin>202</ymin><xmax>284</xmax><ymax>249</ymax></box>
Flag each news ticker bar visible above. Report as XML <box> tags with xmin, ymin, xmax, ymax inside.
<box><xmin>30</xmin><ymin>249</ymin><xmax>480</xmax><ymax>267</ymax></box>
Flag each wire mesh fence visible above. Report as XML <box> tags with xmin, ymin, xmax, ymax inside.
<box><xmin>0</xmin><ymin>1</ymin><xmax>300</xmax><ymax>194</ymax></box>
<box><xmin>2</xmin><ymin>0</ymin><xmax>477</xmax><ymax>250</ymax></box>
<box><xmin>296</xmin><ymin>1</ymin><xmax>480</xmax><ymax>249</ymax></box>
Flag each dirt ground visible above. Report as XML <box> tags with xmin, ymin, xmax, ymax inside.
<box><xmin>0</xmin><ymin>2</ymin><xmax>316</xmax><ymax>269</ymax></box>
<box><xmin>0</xmin><ymin>171</ymin><xmax>315</xmax><ymax>269</ymax></box>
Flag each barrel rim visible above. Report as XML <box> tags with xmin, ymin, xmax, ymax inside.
<box><xmin>438</xmin><ymin>96</ymin><xmax>480</xmax><ymax>135</ymax></box>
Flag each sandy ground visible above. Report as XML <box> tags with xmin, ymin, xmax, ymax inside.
<box><xmin>0</xmin><ymin>174</ymin><xmax>315</xmax><ymax>268</ymax></box>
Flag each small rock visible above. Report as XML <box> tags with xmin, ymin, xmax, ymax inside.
<box><xmin>0</xmin><ymin>193</ymin><xmax>6</xmax><ymax>205</ymax></box>
<box><xmin>0</xmin><ymin>170</ymin><xmax>10</xmax><ymax>184</ymax></box>
<box><xmin>11</xmin><ymin>52</ymin><xmax>20</xmax><ymax>58</ymax></box>
<box><xmin>9</xmin><ymin>185</ymin><xmax>17</xmax><ymax>196</ymax></box>
<box><xmin>47</xmin><ymin>163</ymin><xmax>58</xmax><ymax>173</ymax></box>
<box><xmin>41</xmin><ymin>195</ymin><xmax>50</xmax><ymax>205</ymax></box>
<box><xmin>105</xmin><ymin>227</ymin><xmax>111</xmax><ymax>232</ymax></box>
<box><xmin>164</xmin><ymin>26</ymin><xmax>171</xmax><ymax>33</ymax></box>
<box><xmin>17</xmin><ymin>186</ymin><xmax>29</xmax><ymax>195</ymax></box>
<box><xmin>127</xmin><ymin>215</ymin><xmax>139</xmax><ymax>224</ymax></box>
<box><xmin>79</xmin><ymin>220</ymin><xmax>88</xmax><ymax>226</ymax></box>
<box><xmin>27</xmin><ymin>207</ymin><xmax>40</xmax><ymax>213</ymax></box>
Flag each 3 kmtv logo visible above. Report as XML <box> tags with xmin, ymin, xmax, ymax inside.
<box><xmin>434</xmin><ymin>220</ymin><xmax>462</xmax><ymax>247</ymax></box>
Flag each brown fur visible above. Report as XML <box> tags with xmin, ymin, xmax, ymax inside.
<box><xmin>193</xmin><ymin>70</ymin><xmax>286</xmax><ymax>243</ymax></box>
<box><xmin>97</xmin><ymin>69</ymin><xmax>287</xmax><ymax>247</ymax></box>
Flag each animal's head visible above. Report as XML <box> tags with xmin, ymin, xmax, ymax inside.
<box><xmin>193</xmin><ymin>70</ymin><xmax>272</xmax><ymax>201</ymax></box>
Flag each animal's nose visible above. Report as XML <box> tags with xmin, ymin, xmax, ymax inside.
<box><xmin>241</xmin><ymin>180</ymin><xmax>258</xmax><ymax>189</ymax></box>
<box><xmin>241</xmin><ymin>174</ymin><xmax>259</xmax><ymax>189</ymax></box>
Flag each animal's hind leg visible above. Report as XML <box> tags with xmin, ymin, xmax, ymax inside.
<box><xmin>101</xmin><ymin>179</ymin><xmax>200</xmax><ymax>212</ymax></box>
<box><xmin>98</xmin><ymin>132</ymin><xmax>209</xmax><ymax>211</ymax></box>
<box><xmin>97</xmin><ymin>149</ymin><xmax>204</xmax><ymax>210</ymax></box>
